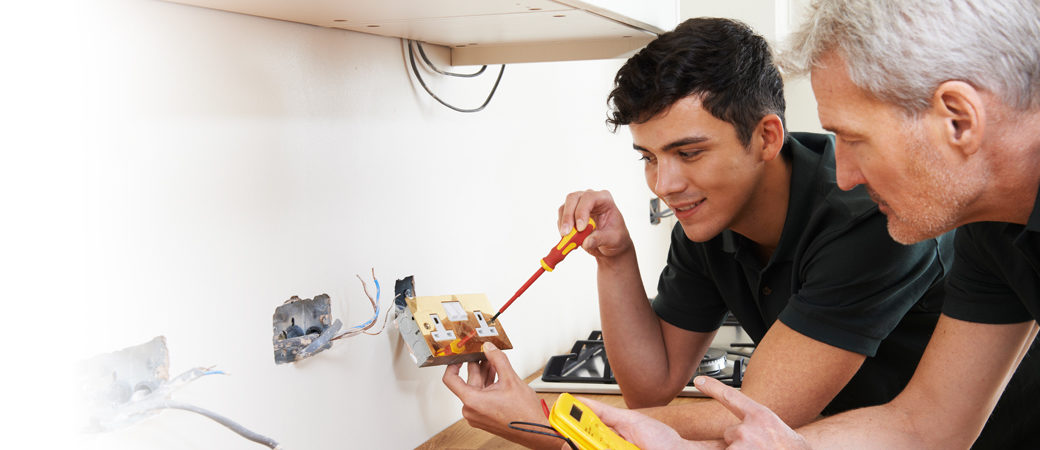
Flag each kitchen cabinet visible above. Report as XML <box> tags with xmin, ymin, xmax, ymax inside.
<box><xmin>162</xmin><ymin>0</ymin><xmax>677</xmax><ymax>64</ymax></box>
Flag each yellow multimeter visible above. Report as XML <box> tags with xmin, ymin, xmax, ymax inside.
<box><xmin>548</xmin><ymin>393</ymin><xmax>639</xmax><ymax>450</ymax></box>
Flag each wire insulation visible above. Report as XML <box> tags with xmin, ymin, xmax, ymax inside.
<box><xmin>507</xmin><ymin>422</ymin><xmax>577</xmax><ymax>450</ymax></box>
<box><xmin>332</xmin><ymin>268</ymin><xmax>390</xmax><ymax>341</ymax></box>
<box><xmin>163</xmin><ymin>401</ymin><xmax>281</xmax><ymax>449</ymax></box>
<box><xmin>407</xmin><ymin>39</ymin><xmax>505</xmax><ymax>113</ymax></box>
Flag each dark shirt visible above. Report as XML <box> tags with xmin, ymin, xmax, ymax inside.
<box><xmin>945</xmin><ymin>188</ymin><xmax>1040</xmax><ymax>323</ymax></box>
<box><xmin>652</xmin><ymin>132</ymin><xmax>950</xmax><ymax>415</ymax></box>
<box><xmin>942</xmin><ymin>187</ymin><xmax>1040</xmax><ymax>449</ymax></box>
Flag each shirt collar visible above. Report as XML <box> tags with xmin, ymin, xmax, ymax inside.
<box><xmin>1025</xmin><ymin>185</ymin><xmax>1040</xmax><ymax>232</ymax></box>
<box><xmin>769</xmin><ymin>134</ymin><xmax>834</xmax><ymax>263</ymax></box>
<box><xmin>718</xmin><ymin>134</ymin><xmax>833</xmax><ymax>264</ymax></box>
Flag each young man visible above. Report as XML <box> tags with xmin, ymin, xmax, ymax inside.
<box><xmin>553</xmin><ymin>17</ymin><xmax>953</xmax><ymax>439</ymax></box>
<box><xmin>442</xmin><ymin>18</ymin><xmax>1031</xmax><ymax>448</ymax></box>
<box><xmin>587</xmin><ymin>1</ymin><xmax>1040</xmax><ymax>449</ymax></box>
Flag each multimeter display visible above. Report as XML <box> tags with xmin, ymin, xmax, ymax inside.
<box><xmin>548</xmin><ymin>393</ymin><xmax>639</xmax><ymax>450</ymax></box>
<box><xmin>570</xmin><ymin>405</ymin><xmax>583</xmax><ymax>421</ymax></box>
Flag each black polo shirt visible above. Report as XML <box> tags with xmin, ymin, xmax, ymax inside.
<box><xmin>652</xmin><ymin>132</ymin><xmax>950</xmax><ymax>415</ymax></box>
<box><xmin>945</xmin><ymin>187</ymin><xmax>1040</xmax><ymax>323</ymax></box>
<box><xmin>943</xmin><ymin>188</ymin><xmax>1040</xmax><ymax>449</ymax></box>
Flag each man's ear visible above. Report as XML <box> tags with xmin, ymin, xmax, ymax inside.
<box><xmin>757</xmin><ymin>113</ymin><xmax>785</xmax><ymax>161</ymax></box>
<box><xmin>932</xmin><ymin>81</ymin><xmax>985</xmax><ymax>158</ymax></box>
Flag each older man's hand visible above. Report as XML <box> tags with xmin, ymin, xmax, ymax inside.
<box><xmin>694</xmin><ymin>376</ymin><xmax>812</xmax><ymax>449</ymax></box>
<box><xmin>579</xmin><ymin>396</ymin><xmax>725</xmax><ymax>450</ymax></box>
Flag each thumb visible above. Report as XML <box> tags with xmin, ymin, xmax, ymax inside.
<box><xmin>573</xmin><ymin>396</ymin><xmax>624</xmax><ymax>427</ymax></box>
<box><xmin>481</xmin><ymin>342</ymin><xmax>521</xmax><ymax>382</ymax></box>
<box><xmin>583</xmin><ymin>236</ymin><xmax>596</xmax><ymax>251</ymax></box>
<box><xmin>695</xmin><ymin>376</ymin><xmax>760</xmax><ymax>421</ymax></box>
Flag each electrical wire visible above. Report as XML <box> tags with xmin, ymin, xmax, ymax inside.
<box><xmin>508</xmin><ymin>422</ymin><xmax>578</xmax><ymax>450</ymax></box>
<box><xmin>348</xmin><ymin>269</ymin><xmax>379</xmax><ymax>330</ymax></box>
<box><xmin>96</xmin><ymin>365</ymin><xmax>281</xmax><ymax>448</ymax></box>
<box><xmin>407</xmin><ymin>39</ymin><xmax>505</xmax><ymax>113</ymax></box>
<box><xmin>161</xmin><ymin>401</ymin><xmax>281</xmax><ymax>449</ymax></box>
<box><xmin>331</xmin><ymin>268</ymin><xmax>392</xmax><ymax>341</ymax></box>
<box><xmin>363</xmin><ymin>304</ymin><xmax>396</xmax><ymax>335</ymax></box>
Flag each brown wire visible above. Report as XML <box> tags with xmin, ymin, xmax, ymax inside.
<box><xmin>331</xmin><ymin>268</ymin><xmax>384</xmax><ymax>341</ymax></box>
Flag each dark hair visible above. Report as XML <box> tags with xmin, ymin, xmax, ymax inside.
<box><xmin>607</xmin><ymin>18</ymin><xmax>787</xmax><ymax>152</ymax></box>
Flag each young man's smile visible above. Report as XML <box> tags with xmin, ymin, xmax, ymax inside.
<box><xmin>630</xmin><ymin>95</ymin><xmax>785</xmax><ymax>244</ymax></box>
<box><xmin>669</xmin><ymin>198</ymin><xmax>706</xmax><ymax>220</ymax></box>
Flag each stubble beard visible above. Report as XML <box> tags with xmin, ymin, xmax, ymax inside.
<box><xmin>884</xmin><ymin>125</ymin><xmax>983</xmax><ymax>244</ymax></box>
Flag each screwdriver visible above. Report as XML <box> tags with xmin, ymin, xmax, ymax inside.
<box><xmin>489</xmin><ymin>218</ymin><xmax>597</xmax><ymax>323</ymax></box>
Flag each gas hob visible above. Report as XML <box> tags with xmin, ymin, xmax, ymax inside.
<box><xmin>529</xmin><ymin>319</ymin><xmax>753</xmax><ymax>397</ymax></box>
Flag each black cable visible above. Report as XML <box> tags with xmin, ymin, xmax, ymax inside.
<box><xmin>406</xmin><ymin>39</ymin><xmax>505</xmax><ymax>113</ymax></box>
<box><xmin>508</xmin><ymin>422</ymin><xmax>578</xmax><ymax>450</ymax></box>
<box><xmin>415</xmin><ymin>41</ymin><xmax>487</xmax><ymax>77</ymax></box>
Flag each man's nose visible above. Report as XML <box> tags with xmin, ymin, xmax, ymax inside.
<box><xmin>654</xmin><ymin>158</ymin><xmax>686</xmax><ymax>197</ymax></box>
<box><xmin>834</xmin><ymin>147</ymin><xmax>867</xmax><ymax>191</ymax></box>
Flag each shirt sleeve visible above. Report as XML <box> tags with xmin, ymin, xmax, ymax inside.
<box><xmin>778</xmin><ymin>211</ymin><xmax>947</xmax><ymax>357</ymax></box>
<box><xmin>651</xmin><ymin>223</ymin><xmax>729</xmax><ymax>332</ymax></box>
<box><xmin>943</xmin><ymin>224</ymin><xmax>1032</xmax><ymax>323</ymax></box>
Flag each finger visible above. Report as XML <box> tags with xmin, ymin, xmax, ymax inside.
<box><xmin>559</xmin><ymin>191</ymin><xmax>583</xmax><ymax>235</ymax></box>
<box><xmin>695</xmin><ymin>376</ymin><xmax>763</xmax><ymax>421</ymax></box>
<box><xmin>722</xmin><ymin>423</ymin><xmax>739</xmax><ymax>446</ymax></box>
<box><xmin>442</xmin><ymin>363</ymin><xmax>470</xmax><ymax>397</ymax></box>
<box><xmin>466</xmin><ymin>360</ymin><xmax>484</xmax><ymax>387</ymax></box>
<box><xmin>575</xmin><ymin>396</ymin><xmax>626</xmax><ymax>427</ymax></box>
<box><xmin>557</xmin><ymin>204</ymin><xmax>566</xmax><ymax>236</ymax></box>
<box><xmin>572</xmin><ymin>190</ymin><xmax>598</xmax><ymax>233</ymax></box>
<box><xmin>474</xmin><ymin>358</ymin><xmax>495</xmax><ymax>388</ymax></box>
<box><xmin>483</xmin><ymin>359</ymin><xmax>498</xmax><ymax>387</ymax></box>
<box><xmin>481</xmin><ymin>341</ymin><xmax>521</xmax><ymax>384</ymax></box>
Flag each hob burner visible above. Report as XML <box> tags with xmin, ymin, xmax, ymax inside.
<box><xmin>698</xmin><ymin>348</ymin><xmax>728</xmax><ymax>376</ymax></box>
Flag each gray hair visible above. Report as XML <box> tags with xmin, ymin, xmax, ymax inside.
<box><xmin>780</xmin><ymin>0</ymin><xmax>1040</xmax><ymax>113</ymax></box>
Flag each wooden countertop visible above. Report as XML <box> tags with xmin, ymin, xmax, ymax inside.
<box><xmin>417</xmin><ymin>369</ymin><xmax>707</xmax><ymax>449</ymax></box>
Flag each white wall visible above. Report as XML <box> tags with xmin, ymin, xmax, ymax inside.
<box><xmin>29</xmin><ymin>0</ymin><xmax>679</xmax><ymax>449</ymax></box>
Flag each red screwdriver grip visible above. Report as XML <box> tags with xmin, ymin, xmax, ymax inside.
<box><xmin>540</xmin><ymin>218</ymin><xmax>596</xmax><ymax>271</ymax></box>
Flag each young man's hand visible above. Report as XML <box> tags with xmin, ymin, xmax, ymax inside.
<box><xmin>557</xmin><ymin>190</ymin><xmax>633</xmax><ymax>260</ymax></box>
<box><xmin>442</xmin><ymin>342</ymin><xmax>558</xmax><ymax>448</ymax></box>
<box><xmin>694</xmin><ymin>376</ymin><xmax>812</xmax><ymax>449</ymax></box>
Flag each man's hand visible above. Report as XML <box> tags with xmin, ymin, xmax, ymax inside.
<box><xmin>442</xmin><ymin>342</ymin><xmax>554</xmax><ymax>448</ymax></box>
<box><xmin>579</xmin><ymin>396</ymin><xmax>721</xmax><ymax>449</ymax></box>
<box><xmin>694</xmin><ymin>376</ymin><xmax>811</xmax><ymax>449</ymax></box>
<box><xmin>558</xmin><ymin>190</ymin><xmax>633</xmax><ymax>260</ymax></box>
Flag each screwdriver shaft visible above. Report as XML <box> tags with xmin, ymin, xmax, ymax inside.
<box><xmin>489</xmin><ymin>267</ymin><xmax>545</xmax><ymax>323</ymax></box>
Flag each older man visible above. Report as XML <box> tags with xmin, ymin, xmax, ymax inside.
<box><xmin>587</xmin><ymin>1</ymin><xmax>1040</xmax><ymax>448</ymax></box>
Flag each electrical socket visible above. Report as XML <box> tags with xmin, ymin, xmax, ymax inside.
<box><xmin>272</xmin><ymin>294</ymin><xmax>338</xmax><ymax>364</ymax></box>
<box><xmin>395</xmin><ymin>288</ymin><xmax>513</xmax><ymax>367</ymax></box>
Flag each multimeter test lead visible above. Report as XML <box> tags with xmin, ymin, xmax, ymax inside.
<box><xmin>489</xmin><ymin>218</ymin><xmax>596</xmax><ymax>324</ymax></box>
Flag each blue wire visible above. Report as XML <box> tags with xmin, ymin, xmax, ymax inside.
<box><xmin>347</xmin><ymin>274</ymin><xmax>381</xmax><ymax>330</ymax></box>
